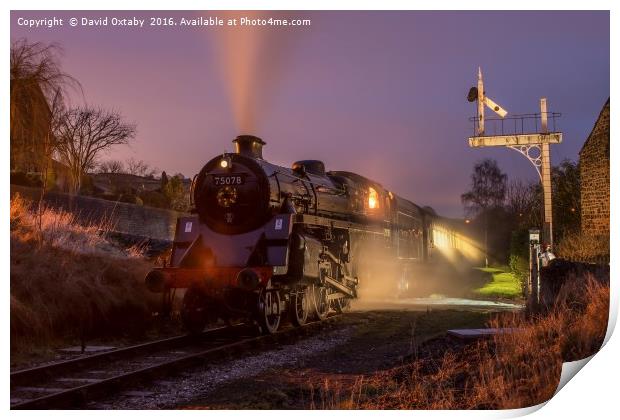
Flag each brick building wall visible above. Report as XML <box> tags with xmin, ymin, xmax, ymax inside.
<box><xmin>11</xmin><ymin>185</ymin><xmax>186</xmax><ymax>241</ymax></box>
<box><xmin>579</xmin><ymin>99</ymin><xmax>610</xmax><ymax>236</ymax></box>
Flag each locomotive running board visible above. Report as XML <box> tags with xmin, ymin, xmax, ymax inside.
<box><xmin>323</xmin><ymin>275</ymin><xmax>356</xmax><ymax>298</ymax></box>
<box><xmin>292</xmin><ymin>214</ymin><xmax>384</xmax><ymax>235</ymax></box>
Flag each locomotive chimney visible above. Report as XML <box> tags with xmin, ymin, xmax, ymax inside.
<box><xmin>233</xmin><ymin>135</ymin><xmax>266</xmax><ymax>159</ymax></box>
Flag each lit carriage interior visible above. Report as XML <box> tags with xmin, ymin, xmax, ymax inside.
<box><xmin>431</xmin><ymin>222</ymin><xmax>484</xmax><ymax>264</ymax></box>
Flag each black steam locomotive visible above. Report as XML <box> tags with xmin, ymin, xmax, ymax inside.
<box><xmin>145</xmin><ymin>135</ymin><xmax>438</xmax><ymax>333</ymax></box>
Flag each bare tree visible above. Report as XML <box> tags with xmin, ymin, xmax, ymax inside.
<box><xmin>10</xmin><ymin>39</ymin><xmax>81</xmax><ymax>171</ymax></box>
<box><xmin>505</xmin><ymin>179</ymin><xmax>541</xmax><ymax>228</ymax></box>
<box><xmin>126</xmin><ymin>158</ymin><xmax>157</xmax><ymax>177</ymax></box>
<box><xmin>54</xmin><ymin>107</ymin><xmax>136</xmax><ymax>193</ymax></box>
<box><xmin>98</xmin><ymin>159</ymin><xmax>125</xmax><ymax>174</ymax></box>
<box><xmin>462</xmin><ymin>159</ymin><xmax>507</xmax><ymax>266</ymax></box>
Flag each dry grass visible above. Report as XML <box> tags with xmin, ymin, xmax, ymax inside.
<box><xmin>555</xmin><ymin>231</ymin><xmax>609</xmax><ymax>264</ymax></box>
<box><xmin>312</xmin><ymin>274</ymin><xmax>609</xmax><ymax>409</ymax></box>
<box><xmin>10</xmin><ymin>193</ymin><xmax>127</xmax><ymax>257</ymax></box>
<box><xmin>10</xmin><ymin>194</ymin><xmax>157</xmax><ymax>356</ymax></box>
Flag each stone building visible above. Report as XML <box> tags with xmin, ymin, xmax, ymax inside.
<box><xmin>579</xmin><ymin>99</ymin><xmax>610</xmax><ymax>236</ymax></box>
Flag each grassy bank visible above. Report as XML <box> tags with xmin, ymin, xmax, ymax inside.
<box><xmin>10</xmin><ymin>195</ymin><xmax>158</xmax><ymax>361</ymax></box>
<box><xmin>312</xmin><ymin>274</ymin><xmax>608</xmax><ymax>409</ymax></box>
<box><xmin>474</xmin><ymin>266</ymin><xmax>522</xmax><ymax>299</ymax></box>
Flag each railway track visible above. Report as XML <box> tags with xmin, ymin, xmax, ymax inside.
<box><xmin>10</xmin><ymin>317</ymin><xmax>340</xmax><ymax>409</ymax></box>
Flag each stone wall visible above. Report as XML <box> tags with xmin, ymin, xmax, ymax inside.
<box><xmin>11</xmin><ymin>185</ymin><xmax>186</xmax><ymax>241</ymax></box>
<box><xmin>579</xmin><ymin>99</ymin><xmax>610</xmax><ymax>236</ymax></box>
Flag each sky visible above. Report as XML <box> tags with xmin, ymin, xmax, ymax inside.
<box><xmin>10</xmin><ymin>10</ymin><xmax>609</xmax><ymax>217</ymax></box>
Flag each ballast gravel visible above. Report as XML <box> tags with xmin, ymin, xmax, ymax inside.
<box><xmin>88</xmin><ymin>326</ymin><xmax>353</xmax><ymax>409</ymax></box>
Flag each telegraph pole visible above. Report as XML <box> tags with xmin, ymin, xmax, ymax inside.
<box><xmin>466</xmin><ymin>68</ymin><xmax>562</xmax><ymax>247</ymax></box>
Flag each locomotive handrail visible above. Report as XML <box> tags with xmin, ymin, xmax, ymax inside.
<box><xmin>271</xmin><ymin>170</ymin><xmax>282</xmax><ymax>202</ymax></box>
<box><xmin>283</xmin><ymin>192</ymin><xmax>311</xmax><ymax>204</ymax></box>
<box><xmin>270</xmin><ymin>170</ymin><xmax>347</xmax><ymax>195</ymax></box>
<box><xmin>304</xmin><ymin>171</ymin><xmax>319</xmax><ymax>215</ymax></box>
<box><xmin>293</xmin><ymin>214</ymin><xmax>384</xmax><ymax>235</ymax></box>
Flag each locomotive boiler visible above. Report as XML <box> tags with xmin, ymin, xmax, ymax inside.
<box><xmin>145</xmin><ymin>135</ymin><xmax>436</xmax><ymax>333</ymax></box>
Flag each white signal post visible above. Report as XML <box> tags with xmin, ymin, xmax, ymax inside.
<box><xmin>477</xmin><ymin>67</ymin><xmax>485</xmax><ymax>135</ymax></box>
<box><xmin>539</xmin><ymin>98</ymin><xmax>554</xmax><ymax>246</ymax></box>
<box><xmin>467</xmin><ymin>68</ymin><xmax>562</xmax><ymax>247</ymax></box>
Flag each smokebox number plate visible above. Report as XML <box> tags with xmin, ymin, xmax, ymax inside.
<box><xmin>213</xmin><ymin>174</ymin><xmax>245</xmax><ymax>186</ymax></box>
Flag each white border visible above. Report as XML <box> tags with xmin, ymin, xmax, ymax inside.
<box><xmin>4</xmin><ymin>1</ymin><xmax>616</xmax><ymax>419</ymax></box>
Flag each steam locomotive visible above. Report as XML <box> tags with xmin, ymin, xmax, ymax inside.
<box><xmin>145</xmin><ymin>135</ymin><xmax>439</xmax><ymax>333</ymax></box>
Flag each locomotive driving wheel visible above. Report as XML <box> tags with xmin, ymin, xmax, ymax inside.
<box><xmin>257</xmin><ymin>289</ymin><xmax>282</xmax><ymax>334</ymax></box>
<box><xmin>181</xmin><ymin>287</ymin><xmax>208</xmax><ymax>334</ymax></box>
<box><xmin>290</xmin><ymin>288</ymin><xmax>309</xmax><ymax>326</ymax></box>
<box><xmin>310</xmin><ymin>284</ymin><xmax>330</xmax><ymax>320</ymax></box>
<box><xmin>332</xmin><ymin>294</ymin><xmax>351</xmax><ymax>313</ymax></box>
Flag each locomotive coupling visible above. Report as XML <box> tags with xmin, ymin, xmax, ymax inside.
<box><xmin>145</xmin><ymin>269</ymin><xmax>170</xmax><ymax>293</ymax></box>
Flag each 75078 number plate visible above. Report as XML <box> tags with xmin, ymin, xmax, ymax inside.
<box><xmin>212</xmin><ymin>174</ymin><xmax>245</xmax><ymax>186</ymax></box>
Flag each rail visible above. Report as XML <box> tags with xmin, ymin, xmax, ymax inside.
<box><xmin>11</xmin><ymin>316</ymin><xmax>341</xmax><ymax>409</ymax></box>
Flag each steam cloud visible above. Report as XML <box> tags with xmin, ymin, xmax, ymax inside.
<box><xmin>209</xmin><ymin>11</ymin><xmax>304</xmax><ymax>133</ymax></box>
<box><xmin>351</xmin><ymin>237</ymin><xmax>487</xmax><ymax>311</ymax></box>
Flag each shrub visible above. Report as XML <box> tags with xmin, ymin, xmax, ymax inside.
<box><xmin>508</xmin><ymin>254</ymin><xmax>529</xmax><ymax>293</ymax></box>
<box><xmin>555</xmin><ymin>230</ymin><xmax>609</xmax><ymax>264</ymax></box>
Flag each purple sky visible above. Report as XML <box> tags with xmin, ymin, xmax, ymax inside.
<box><xmin>11</xmin><ymin>11</ymin><xmax>609</xmax><ymax>216</ymax></box>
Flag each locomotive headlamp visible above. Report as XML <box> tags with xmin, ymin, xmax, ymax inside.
<box><xmin>220</xmin><ymin>154</ymin><xmax>232</xmax><ymax>170</ymax></box>
<box><xmin>368</xmin><ymin>187</ymin><xmax>379</xmax><ymax>210</ymax></box>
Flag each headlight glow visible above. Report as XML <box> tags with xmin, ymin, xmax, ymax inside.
<box><xmin>368</xmin><ymin>187</ymin><xmax>379</xmax><ymax>210</ymax></box>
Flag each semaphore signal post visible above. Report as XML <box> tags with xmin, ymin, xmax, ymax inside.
<box><xmin>466</xmin><ymin>68</ymin><xmax>563</xmax><ymax>248</ymax></box>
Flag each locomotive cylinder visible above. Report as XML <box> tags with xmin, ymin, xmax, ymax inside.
<box><xmin>145</xmin><ymin>270</ymin><xmax>169</xmax><ymax>293</ymax></box>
